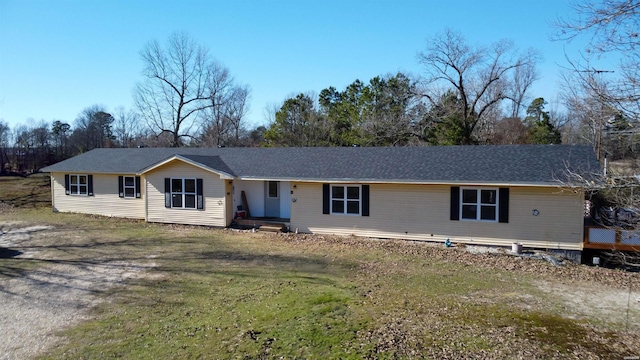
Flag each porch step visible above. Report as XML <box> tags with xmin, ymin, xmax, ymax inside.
<box><xmin>232</xmin><ymin>218</ymin><xmax>289</xmax><ymax>233</ymax></box>
<box><xmin>259</xmin><ymin>224</ymin><xmax>286</xmax><ymax>232</ymax></box>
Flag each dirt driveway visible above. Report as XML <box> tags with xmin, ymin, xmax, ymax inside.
<box><xmin>0</xmin><ymin>222</ymin><xmax>157</xmax><ymax>360</ymax></box>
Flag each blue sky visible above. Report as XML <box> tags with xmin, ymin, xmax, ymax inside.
<box><xmin>0</xmin><ymin>0</ymin><xmax>594</xmax><ymax>130</ymax></box>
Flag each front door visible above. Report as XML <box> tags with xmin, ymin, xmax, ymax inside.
<box><xmin>265</xmin><ymin>181</ymin><xmax>280</xmax><ymax>218</ymax></box>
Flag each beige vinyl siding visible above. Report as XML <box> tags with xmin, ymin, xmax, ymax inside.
<box><xmin>50</xmin><ymin>172</ymin><xmax>145</xmax><ymax>219</ymax></box>
<box><xmin>145</xmin><ymin>160</ymin><xmax>227</xmax><ymax>227</ymax></box>
<box><xmin>290</xmin><ymin>183</ymin><xmax>584</xmax><ymax>250</ymax></box>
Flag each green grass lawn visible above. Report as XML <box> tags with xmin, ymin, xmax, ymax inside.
<box><xmin>1</xmin><ymin>176</ymin><xmax>638</xmax><ymax>359</ymax></box>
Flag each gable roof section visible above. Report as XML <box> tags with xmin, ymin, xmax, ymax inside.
<box><xmin>139</xmin><ymin>154</ymin><xmax>234</xmax><ymax>179</ymax></box>
<box><xmin>40</xmin><ymin>145</ymin><xmax>601</xmax><ymax>186</ymax></box>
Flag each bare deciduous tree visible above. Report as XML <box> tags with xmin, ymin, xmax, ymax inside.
<box><xmin>113</xmin><ymin>107</ymin><xmax>141</xmax><ymax>148</ymax></box>
<box><xmin>554</xmin><ymin>0</ymin><xmax>640</xmax><ymax>119</ymax></box>
<box><xmin>417</xmin><ymin>29</ymin><xmax>540</xmax><ymax>144</ymax></box>
<box><xmin>561</xmin><ymin>74</ymin><xmax>615</xmax><ymax>149</ymax></box>
<box><xmin>225</xmin><ymin>85</ymin><xmax>251</xmax><ymax>145</ymax></box>
<box><xmin>12</xmin><ymin>121</ymin><xmax>50</xmax><ymax>173</ymax></box>
<box><xmin>198</xmin><ymin>62</ymin><xmax>251</xmax><ymax>147</ymax></box>
<box><xmin>201</xmin><ymin>62</ymin><xmax>234</xmax><ymax>147</ymax></box>
<box><xmin>135</xmin><ymin>32</ymin><xmax>232</xmax><ymax>147</ymax></box>
<box><xmin>555</xmin><ymin>1</ymin><xmax>640</xmax><ymax>269</ymax></box>
<box><xmin>504</xmin><ymin>59</ymin><xmax>539</xmax><ymax>118</ymax></box>
<box><xmin>554</xmin><ymin>0</ymin><xmax>640</xmax><ymax>54</ymax></box>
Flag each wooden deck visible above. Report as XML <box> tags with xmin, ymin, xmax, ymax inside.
<box><xmin>584</xmin><ymin>225</ymin><xmax>640</xmax><ymax>251</ymax></box>
<box><xmin>232</xmin><ymin>217</ymin><xmax>290</xmax><ymax>232</ymax></box>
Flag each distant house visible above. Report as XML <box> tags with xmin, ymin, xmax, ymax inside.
<box><xmin>41</xmin><ymin>145</ymin><xmax>601</xmax><ymax>259</ymax></box>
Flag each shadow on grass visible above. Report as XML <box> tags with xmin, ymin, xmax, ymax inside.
<box><xmin>188</xmin><ymin>249</ymin><xmax>330</xmax><ymax>267</ymax></box>
<box><xmin>0</xmin><ymin>235</ymin><xmax>342</xmax><ymax>305</ymax></box>
<box><xmin>152</xmin><ymin>248</ymin><xmax>344</xmax><ymax>288</ymax></box>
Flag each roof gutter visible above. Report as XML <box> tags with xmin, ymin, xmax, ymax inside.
<box><xmin>235</xmin><ymin>176</ymin><xmax>575</xmax><ymax>188</ymax></box>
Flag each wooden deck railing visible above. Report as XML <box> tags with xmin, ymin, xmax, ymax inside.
<box><xmin>584</xmin><ymin>225</ymin><xmax>640</xmax><ymax>251</ymax></box>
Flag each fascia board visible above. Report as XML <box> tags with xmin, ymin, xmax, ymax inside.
<box><xmin>139</xmin><ymin>155</ymin><xmax>234</xmax><ymax>179</ymax></box>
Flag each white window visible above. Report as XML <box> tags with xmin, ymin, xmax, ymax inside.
<box><xmin>460</xmin><ymin>188</ymin><xmax>498</xmax><ymax>221</ymax></box>
<box><xmin>69</xmin><ymin>175</ymin><xmax>88</xmax><ymax>195</ymax></box>
<box><xmin>123</xmin><ymin>176</ymin><xmax>136</xmax><ymax>198</ymax></box>
<box><xmin>331</xmin><ymin>185</ymin><xmax>361</xmax><ymax>215</ymax></box>
<box><xmin>171</xmin><ymin>178</ymin><xmax>197</xmax><ymax>209</ymax></box>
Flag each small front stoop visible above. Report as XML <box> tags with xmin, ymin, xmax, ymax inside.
<box><xmin>232</xmin><ymin>218</ymin><xmax>289</xmax><ymax>233</ymax></box>
<box><xmin>258</xmin><ymin>224</ymin><xmax>286</xmax><ymax>233</ymax></box>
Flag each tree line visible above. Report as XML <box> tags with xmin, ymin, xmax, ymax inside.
<box><xmin>1</xmin><ymin>1</ymin><xmax>638</xmax><ymax>175</ymax></box>
<box><xmin>0</xmin><ymin>103</ymin><xmax>265</xmax><ymax>174</ymax></box>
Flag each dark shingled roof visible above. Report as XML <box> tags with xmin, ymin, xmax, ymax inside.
<box><xmin>40</xmin><ymin>145</ymin><xmax>601</xmax><ymax>185</ymax></box>
<box><xmin>177</xmin><ymin>155</ymin><xmax>235</xmax><ymax>176</ymax></box>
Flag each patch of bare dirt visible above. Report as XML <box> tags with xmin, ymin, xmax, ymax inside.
<box><xmin>0</xmin><ymin>201</ymin><xmax>15</xmax><ymax>213</ymax></box>
<box><xmin>537</xmin><ymin>280</ymin><xmax>640</xmax><ymax>329</ymax></box>
<box><xmin>0</xmin><ymin>222</ymin><xmax>158</xmax><ymax>360</ymax></box>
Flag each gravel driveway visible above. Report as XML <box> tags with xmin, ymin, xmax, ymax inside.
<box><xmin>0</xmin><ymin>223</ymin><xmax>155</xmax><ymax>360</ymax></box>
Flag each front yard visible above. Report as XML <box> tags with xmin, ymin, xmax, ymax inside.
<box><xmin>0</xmin><ymin>175</ymin><xmax>638</xmax><ymax>359</ymax></box>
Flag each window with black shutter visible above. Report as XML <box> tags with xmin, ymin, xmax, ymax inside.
<box><xmin>451</xmin><ymin>186</ymin><xmax>508</xmax><ymax>223</ymax></box>
<box><xmin>66</xmin><ymin>174</ymin><xmax>90</xmax><ymax>196</ymax></box>
<box><xmin>323</xmin><ymin>184</ymin><xmax>369</xmax><ymax>216</ymax></box>
<box><xmin>165</xmin><ymin>178</ymin><xmax>203</xmax><ymax>209</ymax></box>
<box><xmin>120</xmin><ymin>176</ymin><xmax>141</xmax><ymax>199</ymax></box>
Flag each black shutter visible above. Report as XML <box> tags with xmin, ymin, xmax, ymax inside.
<box><xmin>322</xmin><ymin>184</ymin><xmax>330</xmax><ymax>214</ymax></box>
<box><xmin>361</xmin><ymin>185</ymin><xmax>370</xmax><ymax>216</ymax></box>
<box><xmin>499</xmin><ymin>188</ymin><xmax>509</xmax><ymax>223</ymax></box>
<box><xmin>64</xmin><ymin>174</ymin><xmax>70</xmax><ymax>195</ymax></box>
<box><xmin>196</xmin><ymin>178</ymin><xmax>203</xmax><ymax>209</ymax></box>
<box><xmin>135</xmin><ymin>176</ymin><xmax>141</xmax><ymax>198</ymax></box>
<box><xmin>88</xmin><ymin>175</ymin><xmax>94</xmax><ymax>196</ymax></box>
<box><xmin>450</xmin><ymin>186</ymin><xmax>460</xmax><ymax>221</ymax></box>
<box><xmin>164</xmin><ymin>178</ymin><xmax>171</xmax><ymax>208</ymax></box>
<box><xmin>118</xmin><ymin>176</ymin><xmax>124</xmax><ymax>198</ymax></box>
